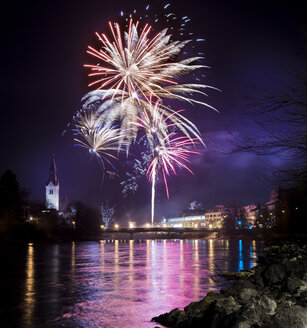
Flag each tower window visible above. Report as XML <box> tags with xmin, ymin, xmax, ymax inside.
<box><xmin>49</xmin><ymin>190</ymin><xmax>53</xmax><ymax>195</ymax></box>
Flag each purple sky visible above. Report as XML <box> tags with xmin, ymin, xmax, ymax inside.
<box><xmin>1</xmin><ymin>0</ymin><xmax>306</xmax><ymax>223</ymax></box>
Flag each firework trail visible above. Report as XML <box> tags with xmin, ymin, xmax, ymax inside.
<box><xmin>146</xmin><ymin>134</ymin><xmax>200</xmax><ymax>224</ymax></box>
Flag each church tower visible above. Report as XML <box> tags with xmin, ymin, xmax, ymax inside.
<box><xmin>46</xmin><ymin>154</ymin><xmax>59</xmax><ymax>210</ymax></box>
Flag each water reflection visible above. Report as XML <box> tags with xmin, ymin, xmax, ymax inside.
<box><xmin>4</xmin><ymin>239</ymin><xmax>263</xmax><ymax>328</ymax></box>
<box><xmin>193</xmin><ymin>240</ymin><xmax>200</xmax><ymax>299</ymax></box>
<box><xmin>250</xmin><ymin>240</ymin><xmax>257</xmax><ymax>268</ymax></box>
<box><xmin>208</xmin><ymin>239</ymin><xmax>215</xmax><ymax>290</ymax></box>
<box><xmin>238</xmin><ymin>239</ymin><xmax>244</xmax><ymax>271</ymax></box>
<box><xmin>24</xmin><ymin>243</ymin><xmax>35</xmax><ymax>325</ymax></box>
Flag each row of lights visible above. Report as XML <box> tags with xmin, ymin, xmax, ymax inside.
<box><xmin>99</xmin><ymin>223</ymin><xmax>215</xmax><ymax>229</ymax></box>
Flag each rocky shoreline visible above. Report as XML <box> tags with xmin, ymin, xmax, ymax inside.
<box><xmin>152</xmin><ymin>240</ymin><xmax>307</xmax><ymax>328</ymax></box>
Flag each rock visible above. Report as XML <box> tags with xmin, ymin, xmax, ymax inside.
<box><xmin>152</xmin><ymin>308</ymin><xmax>185</xmax><ymax>327</ymax></box>
<box><xmin>203</xmin><ymin>296</ymin><xmax>241</xmax><ymax>328</ymax></box>
<box><xmin>184</xmin><ymin>291</ymin><xmax>223</xmax><ymax>318</ymax></box>
<box><xmin>233</xmin><ymin>318</ymin><xmax>252</xmax><ymax>328</ymax></box>
<box><xmin>238</xmin><ymin>288</ymin><xmax>258</xmax><ymax>302</ymax></box>
<box><xmin>264</xmin><ymin>264</ymin><xmax>286</xmax><ymax>285</ymax></box>
<box><xmin>269</xmin><ymin>305</ymin><xmax>307</xmax><ymax>328</ymax></box>
<box><xmin>240</xmin><ymin>295</ymin><xmax>277</xmax><ymax>326</ymax></box>
<box><xmin>222</xmin><ymin>270</ymin><xmax>254</xmax><ymax>280</ymax></box>
<box><xmin>213</xmin><ymin>296</ymin><xmax>241</xmax><ymax>316</ymax></box>
<box><xmin>287</xmin><ymin>276</ymin><xmax>305</xmax><ymax>294</ymax></box>
<box><xmin>220</xmin><ymin>280</ymin><xmax>256</xmax><ymax>300</ymax></box>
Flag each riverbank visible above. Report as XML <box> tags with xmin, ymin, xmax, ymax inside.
<box><xmin>152</xmin><ymin>239</ymin><xmax>307</xmax><ymax>327</ymax></box>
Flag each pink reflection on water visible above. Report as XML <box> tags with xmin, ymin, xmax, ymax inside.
<box><xmin>60</xmin><ymin>239</ymin><xmax>262</xmax><ymax>328</ymax></box>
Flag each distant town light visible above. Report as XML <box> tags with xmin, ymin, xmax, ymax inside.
<box><xmin>145</xmin><ymin>223</ymin><xmax>151</xmax><ymax>228</ymax></box>
<box><xmin>114</xmin><ymin>224</ymin><xmax>119</xmax><ymax>229</ymax></box>
<box><xmin>129</xmin><ymin>222</ymin><xmax>134</xmax><ymax>229</ymax></box>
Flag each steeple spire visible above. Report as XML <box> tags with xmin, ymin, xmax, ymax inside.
<box><xmin>46</xmin><ymin>153</ymin><xmax>59</xmax><ymax>186</ymax></box>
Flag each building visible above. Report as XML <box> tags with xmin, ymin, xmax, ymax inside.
<box><xmin>46</xmin><ymin>155</ymin><xmax>59</xmax><ymax>210</ymax></box>
<box><xmin>205</xmin><ymin>206</ymin><xmax>224</xmax><ymax>229</ymax></box>
<box><xmin>243</xmin><ymin>204</ymin><xmax>257</xmax><ymax>227</ymax></box>
<box><xmin>162</xmin><ymin>215</ymin><xmax>206</xmax><ymax>228</ymax></box>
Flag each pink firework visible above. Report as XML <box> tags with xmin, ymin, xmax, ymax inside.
<box><xmin>147</xmin><ymin>134</ymin><xmax>200</xmax><ymax>199</ymax></box>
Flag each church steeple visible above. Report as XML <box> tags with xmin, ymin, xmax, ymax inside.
<box><xmin>46</xmin><ymin>154</ymin><xmax>59</xmax><ymax>186</ymax></box>
<box><xmin>45</xmin><ymin>154</ymin><xmax>60</xmax><ymax>210</ymax></box>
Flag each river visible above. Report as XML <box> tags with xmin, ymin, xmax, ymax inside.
<box><xmin>1</xmin><ymin>239</ymin><xmax>263</xmax><ymax>328</ymax></box>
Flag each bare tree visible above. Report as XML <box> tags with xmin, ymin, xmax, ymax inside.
<box><xmin>233</xmin><ymin>65</ymin><xmax>307</xmax><ymax>188</ymax></box>
<box><xmin>100</xmin><ymin>201</ymin><xmax>115</xmax><ymax>229</ymax></box>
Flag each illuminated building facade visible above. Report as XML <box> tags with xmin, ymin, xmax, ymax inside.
<box><xmin>45</xmin><ymin>155</ymin><xmax>59</xmax><ymax>210</ymax></box>
<box><xmin>205</xmin><ymin>207</ymin><xmax>224</xmax><ymax>229</ymax></box>
<box><xmin>162</xmin><ymin>215</ymin><xmax>206</xmax><ymax>228</ymax></box>
<box><xmin>243</xmin><ymin>204</ymin><xmax>257</xmax><ymax>227</ymax></box>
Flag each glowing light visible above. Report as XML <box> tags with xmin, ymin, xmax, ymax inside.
<box><xmin>129</xmin><ymin>222</ymin><xmax>135</xmax><ymax>229</ymax></box>
<box><xmin>209</xmin><ymin>224</ymin><xmax>213</xmax><ymax>229</ymax></box>
<box><xmin>114</xmin><ymin>224</ymin><xmax>119</xmax><ymax>229</ymax></box>
<box><xmin>145</xmin><ymin>223</ymin><xmax>151</xmax><ymax>228</ymax></box>
<box><xmin>100</xmin><ymin>224</ymin><xmax>105</xmax><ymax>229</ymax></box>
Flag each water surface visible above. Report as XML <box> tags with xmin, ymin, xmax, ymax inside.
<box><xmin>1</xmin><ymin>239</ymin><xmax>263</xmax><ymax>328</ymax></box>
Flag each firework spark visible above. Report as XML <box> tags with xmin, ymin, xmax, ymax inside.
<box><xmin>146</xmin><ymin>134</ymin><xmax>200</xmax><ymax>224</ymax></box>
<box><xmin>81</xmin><ymin>92</ymin><xmax>204</xmax><ymax>149</ymax></box>
<box><xmin>73</xmin><ymin>112</ymin><xmax>127</xmax><ymax>169</ymax></box>
<box><xmin>85</xmin><ymin>19</ymin><xmax>215</xmax><ymax>106</ymax></box>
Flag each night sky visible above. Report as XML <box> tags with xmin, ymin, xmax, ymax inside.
<box><xmin>1</xmin><ymin>0</ymin><xmax>306</xmax><ymax>223</ymax></box>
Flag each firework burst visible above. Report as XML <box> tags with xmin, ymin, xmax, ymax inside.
<box><xmin>81</xmin><ymin>92</ymin><xmax>204</xmax><ymax>150</ymax></box>
<box><xmin>73</xmin><ymin>112</ymin><xmax>127</xmax><ymax>169</ymax></box>
<box><xmin>84</xmin><ymin>19</ymin><xmax>215</xmax><ymax>105</ymax></box>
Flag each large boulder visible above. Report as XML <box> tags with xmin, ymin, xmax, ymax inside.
<box><xmin>268</xmin><ymin>305</ymin><xmax>307</xmax><ymax>328</ymax></box>
<box><xmin>240</xmin><ymin>294</ymin><xmax>277</xmax><ymax>326</ymax></box>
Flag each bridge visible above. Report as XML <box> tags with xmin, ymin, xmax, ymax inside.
<box><xmin>101</xmin><ymin>227</ymin><xmax>220</xmax><ymax>240</ymax></box>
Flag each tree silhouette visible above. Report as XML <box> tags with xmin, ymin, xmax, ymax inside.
<box><xmin>0</xmin><ymin>170</ymin><xmax>24</xmax><ymax>224</ymax></box>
